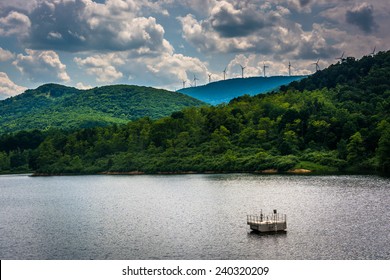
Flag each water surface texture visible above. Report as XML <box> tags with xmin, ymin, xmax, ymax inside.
<box><xmin>0</xmin><ymin>174</ymin><xmax>389</xmax><ymax>259</ymax></box>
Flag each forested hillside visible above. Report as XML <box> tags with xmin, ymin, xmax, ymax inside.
<box><xmin>0</xmin><ymin>84</ymin><xmax>205</xmax><ymax>134</ymax></box>
<box><xmin>1</xmin><ymin>51</ymin><xmax>389</xmax><ymax>175</ymax></box>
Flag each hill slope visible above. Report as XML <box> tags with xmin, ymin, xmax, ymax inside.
<box><xmin>177</xmin><ymin>76</ymin><xmax>306</xmax><ymax>104</ymax></box>
<box><xmin>0</xmin><ymin>84</ymin><xmax>205</xmax><ymax>134</ymax></box>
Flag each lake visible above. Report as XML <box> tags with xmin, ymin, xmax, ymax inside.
<box><xmin>0</xmin><ymin>174</ymin><xmax>389</xmax><ymax>259</ymax></box>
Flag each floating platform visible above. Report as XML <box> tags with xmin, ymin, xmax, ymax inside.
<box><xmin>247</xmin><ymin>210</ymin><xmax>287</xmax><ymax>233</ymax></box>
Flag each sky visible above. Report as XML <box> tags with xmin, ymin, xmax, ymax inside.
<box><xmin>0</xmin><ymin>0</ymin><xmax>389</xmax><ymax>98</ymax></box>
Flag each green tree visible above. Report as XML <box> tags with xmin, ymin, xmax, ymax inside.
<box><xmin>347</xmin><ymin>132</ymin><xmax>365</xmax><ymax>164</ymax></box>
<box><xmin>0</xmin><ymin>151</ymin><xmax>10</xmax><ymax>171</ymax></box>
<box><xmin>279</xmin><ymin>130</ymin><xmax>299</xmax><ymax>155</ymax></box>
<box><xmin>307</xmin><ymin>119</ymin><xmax>331</xmax><ymax>146</ymax></box>
<box><xmin>376</xmin><ymin>121</ymin><xmax>390</xmax><ymax>174</ymax></box>
<box><xmin>36</xmin><ymin>138</ymin><xmax>62</xmax><ymax>172</ymax></box>
<box><xmin>9</xmin><ymin>149</ymin><xmax>28</xmax><ymax>170</ymax></box>
<box><xmin>210</xmin><ymin>125</ymin><xmax>231</xmax><ymax>154</ymax></box>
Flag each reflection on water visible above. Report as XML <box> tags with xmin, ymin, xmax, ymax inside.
<box><xmin>0</xmin><ymin>174</ymin><xmax>389</xmax><ymax>259</ymax></box>
<box><xmin>247</xmin><ymin>231</ymin><xmax>288</xmax><ymax>238</ymax></box>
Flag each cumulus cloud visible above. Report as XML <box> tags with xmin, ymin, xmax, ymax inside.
<box><xmin>13</xmin><ymin>49</ymin><xmax>70</xmax><ymax>82</ymax></box>
<box><xmin>225</xmin><ymin>54</ymin><xmax>312</xmax><ymax>78</ymax></box>
<box><xmin>0</xmin><ymin>11</ymin><xmax>31</xmax><ymax>36</ymax></box>
<box><xmin>138</xmin><ymin>0</ymin><xmax>171</xmax><ymax>16</ymax></box>
<box><xmin>209</xmin><ymin>1</ymin><xmax>273</xmax><ymax>38</ymax></box>
<box><xmin>0</xmin><ymin>72</ymin><xmax>27</xmax><ymax>98</ymax></box>
<box><xmin>176</xmin><ymin>0</ymin><xmax>363</xmax><ymax>77</ymax></box>
<box><xmin>226</xmin><ymin>54</ymin><xmax>261</xmax><ymax>78</ymax></box>
<box><xmin>296</xmin><ymin>23</ymin><xmax>339</xmax><ymax>59</ymax></box>
<box><xmin>177</xmin><ymin>0</ymin><xmax>215</xmax><ymax>14</ymax></box>
<box><xmin>0</xmin><ymin>47</ymin><xmax>14</xmax><ymax>61</ymax></box>
<box><xmin>0</xmin><ymin>0</ymin><xmax>39</xmax><ymax>12</ymax></box>
<box><xmin>280</xmin><ymin>0</ymin><xmax>352</xmax><ymax>13</ymax></box>
<box><xmin>178</xmin><ymin>13</ymin><xmax>272</xmax><ymax>54</ymax></box>
<box><xmin>0</xmin><ymin>0</ymin><xmax>172</xmax><ymax>54</ymax></box>
<box><xmin>76</xmin><ymin>82</ymin><xmax>93</xmax><ymax>90</ymax></box>
<box><xmin>144</xmin><ymin>53</ymin><xmax>209</xmax><ymax>87</ymax></box>
<box><xmin>179</xmin><ymin>0</ymin><xmax>354</xmax><ymax>63</ymax></box>
<box><xmin>74</xmin><ymin>54</ymin><xmax>124</xmax><ymax>83</ymax></box>
<box><xmin>346</xmin><ymin>3</ymin><xmax>378</xmax><ymax>33</ymax></box>
<box><xmin>179</xmin><ymin>3</ymin><xmax>301</xmax><ymax>56</ymax></box>
<box><xmin>74</xmin><ymin>49</ymin><xmax>210</xmax><ymax>89</ymax></box>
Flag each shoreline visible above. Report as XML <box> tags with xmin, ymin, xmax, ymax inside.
<box><xmin>30</xmin><ymin>169</ymin><xmax>313</xmax><ymax>176</ymax></box>
<box><xmin>4</xmin><ymin>169</ymin><xmax>384</xmax><ymax>177</ymax></box>
<box><xmin>24</xmin><ymin>168</ymin><xmax>365</xmax><ymax>177</ymax></box>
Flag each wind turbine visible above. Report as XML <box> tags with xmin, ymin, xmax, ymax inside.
<box><xmin>336</xmin><ymin>52</ymin><xmax>345</xmax><ymax>63</ymax></box>
<box><xmin>223</xmin><ymin>67</ymin><xmax>227</xmax><ymax>80</ymax></box>
<box><xmin>288</xmin><ymin>61</ymin><xmax>292</xmax><ymax>76</ymax></box>
<box><xmin>208</xmin><ymin>73</ymin><xmax>212</xmax><ymax>83</ymax></box>
<box><xmin>263</xmin><ymin>63</ymin><xmax>269</xmax><ymax>77</ymax></box>
<box><xmin>239</xmin><ymin>64</ymin><xmax>246</xmax><ymax>78</ymax></box>
<box><xmin>181</xmin><ymin>79</ymin><xmax>187</xmax><ymax>88</ymax></box>
<box><xmin>193</xmin><ymin>75</ymin><xmax>198</xmax><ymax>87</ymax></box>
<box><xmin>370</xmin><ymin>46</ymin><xmax>376</xmax><ymax>56</ymax></box>
<box><xmin>312</xmin><ymin>59</ymin><xmax>320</xmax><ymax>72</ymax></box>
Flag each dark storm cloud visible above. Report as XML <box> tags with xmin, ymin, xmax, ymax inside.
<box><xmin>346</xmin><ymin>3</ymin><xmax>378</xmax><ymax>33</ymax></box>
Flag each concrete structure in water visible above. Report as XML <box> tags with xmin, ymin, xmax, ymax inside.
<box><xmin>247</xmin><ymin>210</ymin><xmax>287</xmax><ymax>233</ymax></box>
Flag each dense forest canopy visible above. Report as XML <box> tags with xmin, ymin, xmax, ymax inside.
<box><xmin>1</xmin><ymin>51</ymin><xmax>389</xmax><ymax>175</ymax></box>
<box><xmin>0</xmin><ymin>84</ymin><xmax>205</xmax><ymax>134</ymax></box>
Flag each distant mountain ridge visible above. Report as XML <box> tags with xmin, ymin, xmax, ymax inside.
<box><xmin>0</xmin><ymin>83</ymin><xmax>205</xmax><ymax>134</ymax></box>
<box><xmin>177</xmin><ymin>75</ymin><xmax>306</xmax><ymax>104</ymax></box>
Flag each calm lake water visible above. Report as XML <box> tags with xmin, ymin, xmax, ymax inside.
<box><xmin>0</xmin><ymin>174</ymin><xmax>389</xmax><ymax>260</ymax></box>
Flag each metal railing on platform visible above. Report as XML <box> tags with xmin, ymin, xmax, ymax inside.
<box><xmin>247</xmin><ymin>213</ymin><xmax>286</xmax><ymax>224</ymax></box>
